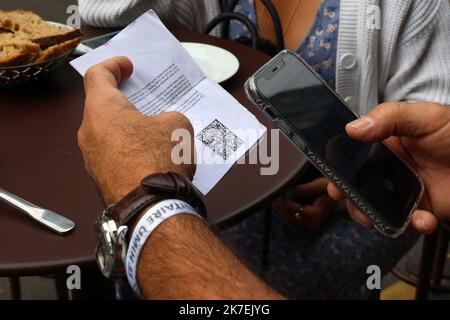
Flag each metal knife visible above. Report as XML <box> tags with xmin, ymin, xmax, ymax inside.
<box><xmin>0</xmin><ymin>188</ymin><xmax>75</xmax><ymax>235</ymax></box>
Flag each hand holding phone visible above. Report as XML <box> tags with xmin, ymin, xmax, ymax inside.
<box><xmin>245</xmin><ymin>50</ymin><xmax>425</xmax><ymax>237</ymax></box>
<box><xmin>328</xmin><ymin>101</ymin><xmax>450</xmax><ymax>234</ymax></box>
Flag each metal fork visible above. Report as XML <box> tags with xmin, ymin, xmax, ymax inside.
<box><xmin>0</xmin><ymin>187</ymin><xmax>75</xmax><ymax>235</ymax></box>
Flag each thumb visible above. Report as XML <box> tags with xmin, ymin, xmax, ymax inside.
<box><xmin>410</xmin><ymin>210</ymin><xmax>438</xmax><ymax>234</ymax></box>
<box><xmin>84</xmin><ymin>56</ymin><xmax>135</xmax><ymax>112</ymax></box>
<box><xmin>345</xmin><ymin>102</ymin><xmax>447</xmax><ymax>142</ymax></box>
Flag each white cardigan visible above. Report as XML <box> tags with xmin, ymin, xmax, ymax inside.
<box><xmin>77</xmin><ymin>0</ymin><xmax>221</xmax><ymax>35</ymax></box>
<box><xmin>78</xmin><ymin>0</ymin><xmax>450</xmax><ymax>114</ymax></box>
<box><xmin>337</xmin><ymin>0</ymin><xmax>450</xmax><ymax>114</ymax></box>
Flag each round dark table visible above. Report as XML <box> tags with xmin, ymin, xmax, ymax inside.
<box><xmin>0</xmin><ymin>26</ymin><xmax>307</xmax><ymax>278</ymax></box>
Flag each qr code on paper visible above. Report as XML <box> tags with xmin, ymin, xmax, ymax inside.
<box><xmin>197</xmin><ymin>119</ymin><xmax>244</xmax><ymax>160</ymax></box>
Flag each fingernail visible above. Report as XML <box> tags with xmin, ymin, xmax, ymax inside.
<box><xmin>355</xmin><ymin>212</ymin><xmax>370</xmax><ymax>227</ymax></box>
<box><xmin>416</xmin><ymin>219</ymin><xmax>428</xmax><ymax>233</ymax></box>
<box><xmin>348</xmin><ymin>117</ymin><xmax>373</xmax><ymax>130</ymax></box>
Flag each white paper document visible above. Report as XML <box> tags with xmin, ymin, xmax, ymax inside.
<box><xmin>71</xmin><ymin>10</ymin><xmax>266</xmax><ymax>194</ymax></box>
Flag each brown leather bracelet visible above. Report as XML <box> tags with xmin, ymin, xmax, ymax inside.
<box><xmin>110</xmin><ymin>172</ymin><xmax>206</xmax><ymax>227</ymax></box>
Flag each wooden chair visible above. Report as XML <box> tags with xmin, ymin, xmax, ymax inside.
<box><xmin>204</xmin><ymin>0</ymin><xmax>284</xmax><ymax>55</ymax></box>
<box><xmin>392</xmin><ymin>222</ymin><xmax>450</xmax><ymax>299</ymax></box>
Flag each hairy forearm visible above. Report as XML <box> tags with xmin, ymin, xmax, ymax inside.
<box><xmin>135</xmin><ymin>215</ymin><xmax>283</xmax><ymax>300</ymax></box>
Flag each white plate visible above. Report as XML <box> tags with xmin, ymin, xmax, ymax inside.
<box><xmin>182</xmin><ymin>42</ymin><xmax>239</xmax><ymax>83</ymax></box>
<box><xmin>47</xmin><ymin>21</ymin><xmax>72</xmax><ymax>29</ymax></box>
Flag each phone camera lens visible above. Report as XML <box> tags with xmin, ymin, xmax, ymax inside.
<box><xmin>384</xmin><ymin>179</ymin><xmax>395</xmax><ymax>191</ymax></box>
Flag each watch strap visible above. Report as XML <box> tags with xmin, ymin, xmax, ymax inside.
<box><xmin>111</xmin><ymin>187</ymin><xmax>160</xmax><ymax>226</ymax></box>
<box><xmin>110</xmin><ymin>172</ymin><xmax>205</xmax><ymax>226</ymax></box>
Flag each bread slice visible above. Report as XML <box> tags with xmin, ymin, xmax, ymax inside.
<box><xmin>35</xmin><ymin>36</ymin><xmax>82</xmax><ymax>64</ymax></box>
<box><xmin>0</xmin><ymin>10</ymin><xmax>82</xmax><ymax>66</ymax></box>
<box><xmin>0</xmin><ymin>32</ymin><xmax>40</xmax><ymax>67</ymax></box>
<box><xmin>0</xmin><ymin>11</ymin><xmax>19</xmax><ymax>32</ymax></box>
<box><xmin>6</xmin><ymin>10</ymin><xmax>82</xmax><ymax>49</ymax></box>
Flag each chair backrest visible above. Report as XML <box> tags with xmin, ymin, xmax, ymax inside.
<box><xmin>256</xmin><ymin>0</ymin><xmax>322</xmax><ymax>51</ymax></box>
<box><xmin>204</xmin><ymin>0</ymin><xmax>284</xmax><ymax>54</ymax></box>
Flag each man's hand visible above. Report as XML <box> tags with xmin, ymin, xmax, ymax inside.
<box><xmin>77</xmin><ymin>57</ymin><xmax>283</xmax><ymax>300</ymax></box>
<box><xmin>273</xmin><ymin>178</ymin><xmax>337</xmax><ymax>230</ymax></box>
<box><xmin>327</xmin><ymin>102</ymin><xmax>450</xmax><ymax>234</ymax></box>
<box><xmin>78</xmin><ymin>56</ymin><xmax>195</xmax><ymax>204</ymax></box>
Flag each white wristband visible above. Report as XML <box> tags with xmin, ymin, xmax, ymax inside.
<box><xmin>125</xmin><ymin>199</ymin><xmax>203</xmax><ymax>297</ymax></box>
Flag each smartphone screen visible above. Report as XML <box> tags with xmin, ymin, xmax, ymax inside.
<box><xmin>255</xmin><ymin>52</ymin><xmax>423</xmax><ymax>229</ymax></box>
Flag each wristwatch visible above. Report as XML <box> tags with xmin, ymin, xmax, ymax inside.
<box><xmin>95</xmin><ymin>172</ymin><xmax>206</xmax><ymax>279</ymax></box>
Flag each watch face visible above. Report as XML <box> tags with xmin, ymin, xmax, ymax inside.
<box><xmin>96</xmin><ymin>237</ymin><xmax>113</xmax><ymax>278</ymax></box>
<box><xmin>95</xmin><ymin>217</ymin><xmax>115</xmax><ymax>278</ymax></box>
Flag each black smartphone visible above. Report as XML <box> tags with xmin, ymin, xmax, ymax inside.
<box><xmin>75</xmin><ymin>31</ymin><xmax>121</xmax><ymax>55</ymax></box>
<box><xmin>245</xmin><ymin>50</ymin><xmax>424</xmax><ymax>237</ymax></box>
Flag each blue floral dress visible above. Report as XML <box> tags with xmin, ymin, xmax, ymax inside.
<box><xmin>221</xmin><ymin>0</ymin><xmax>419</xmax><ymax>299</ymax></box>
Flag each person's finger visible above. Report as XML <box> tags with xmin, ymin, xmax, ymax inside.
<box><xmin>346</xmin><ymin>102</ymin><xmax>449</xmax><ymax>142</ymax></box>
<box><xmin>294</xmin><ymin>177</ymin><xmax>329</xmax><ymax>199</ymax></box>
<box><xmin>287</xmin><ymin>201</ymin><xmax>305</xmax><ymax>214</ymax></box>
<box><xmin>346</xmin><ymin>202</ymin><xmax>374</xmax><ymax>229</ymax></box>
<box><xmin>410</xmin><ymin>210</ymin><xmax>438</xmax><ymax>234</ymax></box>
<box><xmin>332</xmin><ymin>187</ymin><xmax>438</xmax><ymax>234</ymax></box>
<box><xmin>327</xmin><ymin>182</ymin><xmax>344</xmax><ymax>201</ymax></box>
<box><xmin>312</xmin><ymin>194</ymin><xmax>337</xmax><ymax>208</ymax></box>
<box><xmin>273</xmin><ymin>196</ymin><xmax>333</xmax><ymax>230</ymax></box>
<box><xmin>84</xmin><ymin>56</ymin><xmax>136</xmax><ymax>112</ymax></box>
<box><xmin>84</xmin><ymin>56</ymin><xmax>133</xmax><ymax>93</ymax></box>
<box><xmin>290</xmin><ymin>197</ymin><xmax>331</xmax><ymax>216</ymax></box>
<box><xmin>274</xmin><ymin>200</ymin><xmax>304</xmax><ymax>226</ymax></box>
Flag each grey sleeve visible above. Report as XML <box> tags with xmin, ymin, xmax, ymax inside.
<box><xmin>383</xmin><ymin>0</ymin><xmax>450</xmax><ymax>106</ymax></box>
